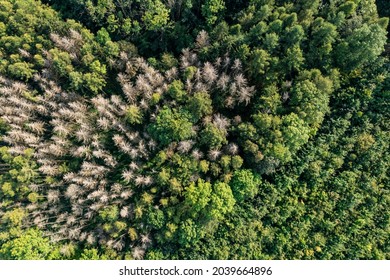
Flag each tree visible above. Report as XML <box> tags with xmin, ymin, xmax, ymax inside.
<box><xmin>142</xmin><ymin>0</ymin><xmax>170</xmax><ymax>32</ymax></box>
<box><xmin>0</xmin><ymin>0</ymin><xmax>389</xmax><ymax>260</ymax></box>
<box><xmin>230</xmin><ymin>169</ymin><xmax>261</xmax><ymax>202</ymax></box>
<box><xmin>249</xmin><ymin>49</ymin><xmax>271</xmax><ymax>77</ymax></box>
<box><xmin>186</xmin><ymin>91</ymin><xmax>213</xmax><ymax>121</ymax></box>
<box><xmin>168</xmin><ymin>80</ymin><xmax>187</xmax><ymax>101</ymax></box>
<box><xmin>208</xmin><ymin>181</ymin><xmax>235</xmax><ymax>220</ymax></box>
<box><xmin>200</xmin><ymin>124</ymin><xmax>227</xmax><ymax>149</ymax></box>
<box><xmin>0</xmin><ymin>229</ymin><xmax>55</xmax><ymax>260</ymax></box>
<box><xmin>202</xmin><ymin>0</ymin><xmax>226</xmax><ymax>26</ymax></box>
<box><xmin>148</xmin><ymin>107</ymin><xmax>194</xmax><ymax>146</ymax></box>
<box><xmin>335</xmin><ymin>24</ymin><xmax>387</xmax><ymax>72</ymax></box>
<box><xmin>125</xmin><ymin>105</ymin><xmax>143</xmax><ymax>124</ymax></box>
<box><xmin>183</xmin><ymin>179</ymin><xmax>212</xmax><ymax>215</ymax></box>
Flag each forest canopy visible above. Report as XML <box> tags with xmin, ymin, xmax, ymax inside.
<box><xmin>0</xmin><ymin>0</ymin><xmax>389</xmax><ymax>260</ymax></box>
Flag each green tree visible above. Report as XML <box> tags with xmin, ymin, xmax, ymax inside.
<box><xmin>335</xmin><ymin>24</ymin><xmax>387</xmax><ymax>72</ymax></box>
<box><xmin>186</xmin><ymin>91</ymin><xmax>213</xmax><ymax>121</ymax></box>
<box><xmin>149</xmin><ymin>107</ymin><xmax>194</xmax><ymax>145</ymax></box>
<box><xmin>200</xmin><ymin>124</ymin><xmax>227</xmax><ymax>149</ymax></box>
<box><xmin>0</xmin><ymin>229</ymin><xmax>54</xmax><ymax>260</ymax></box>
<box><xmin>142</xmin><ymin>0</ymin><xmax>170</xmax><ymax>32</ymax></box>
<box><xmin>230</xmin><ymin>169</ymin><xmax>261</xmax><ymax>202</ymax></box>
<box><xmin>202</xmin><ymin>0</ymin><xmax>226</xmax><ymax>26</ymax></box>
<box><xmin>208</xmin><ymin>182</ymin><xmax>235</xmax><ymax>220</ymax></box>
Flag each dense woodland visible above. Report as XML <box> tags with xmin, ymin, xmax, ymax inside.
<box><xmin>0</xmin><ymin>0</ymin><xmax>388</xmax><ymax>259</ymax></box>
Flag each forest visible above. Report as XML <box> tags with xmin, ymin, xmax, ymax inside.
<box><xmin>0</xmin><ymin>0</ymin><xmax>388</xmax><ymax>260</ymax></box>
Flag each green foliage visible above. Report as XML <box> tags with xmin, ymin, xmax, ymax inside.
<box><xmin>168</xmin><ymin>80</ymin><xmax>186</xmax><ymax>101</ymax></box>
<box><xmin>0</xmin><ymin>0</ymin><xmax>58</xmax><ymax>79</ymax></box>
<box><xmin>209</xmin><ymin>182</ymin><xmax>235</xmax><ymax>220</ymax></box>
<box><xmin>2</xmin><ymin>208</ymin><xmax>25</xmax><ymax>226</ymax></box>
<box><xmin>249</xmin><ymin>49</ymin><xmax>271</xmax><ymax>77</ymax></box>
<box><xmin>142</xmin><ymin>0</ymin><xmax>170</xmax><ymax>32</ymax></box>
<box><xmin>148</xmin><ymin>208</ymin><xmax>165</xmax><ymax>229</ymax></box>
<box><xmin>231</xmin><ymin>169</ymin><xmax>261</xmax><ymax>202</ymax></box>
<box><xmin>99</xmin><ymin>206</ymin><xmax>119</xmax><ymax>222</ymax></box>
<box><xmin>149</xmin><ymin>107</ymin><xmax>194</xmax><ymax>145</ymax></box>
<box><xmin>0</xmin><ymin>0</ymin><xmax>388</xmax><ymax>261</ymax></box>
<box><xmin>7</xmin><ymin>62</ymin><xmax>35</xmax><ymax>80</ymax></box>
<box><xmin>178</xmin><ymin>219</ymin><xmax>201</xmax><ymax>245</ymax></box>
<box><xmin>335</xmin><ymin>24</ymin><xmax>387</xmax><ymax>71</ymax></box>
<box><xmin>80</xmin><ymin>248</ymin><xmax>107</xmax><ymax>260</ymax></box>
<box><xmin>202</xmin><ymin>0</ymin><xmax>226</xmax><ymax>26</ymax></box>
<box><xmin>186</xmin><ymin>91</ymin><xmax>213</xmax><ymax>121</ymax></box>
<box><xmin>125</xmin><ymin>105</ymin><xmax>143</xmax><ymax>124</ymax></box>
<box><xmin>184</xmin><ymin>179</ymin><xmax>212</xmax><ymax>215</ymax></box>
<box><xmin>0</xmin><ymin>229</ymin><xmax>54</xmax><ymax>260</ymax></box>
<box><xmin>200</xmin><ymin>124</ymin><xmax>227</xmax><ymax>149</ymax></box>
